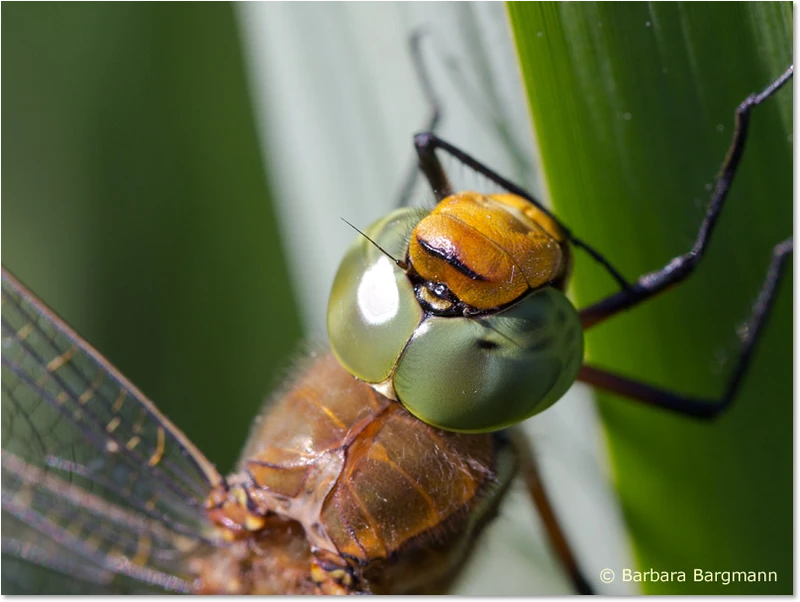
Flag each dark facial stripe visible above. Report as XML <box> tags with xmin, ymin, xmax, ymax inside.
<box><xmin>415</xmin><ymin>237</ymin><xmax>488</xmax><ymax>281</ymax></box>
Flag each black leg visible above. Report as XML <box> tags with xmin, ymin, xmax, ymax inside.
<box><xmin>579</xmin><ymin>65</ymin><xmax>793</xmax><ymax>330</ymax></box>
<box><xmin>508</xmin><ymin>428</ymin><xmax>594</xmax><ymax>594</ymax></box>
<box><xmin>577</xmin><ymin>238</ymin><xmax>792</xmax><ymax>418</ymax></box>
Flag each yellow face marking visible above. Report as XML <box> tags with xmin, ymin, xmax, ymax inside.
<box><xmin>46</xmin><ymin>345</ymin><xmax>77</xmax><ymax>372</ymax></box>
<box><xmin>112</xmin><ymin>389</ymin><xmax>127</xmax><ymax>412</ymax></box>
<box><xmin>106</xmin><ymin>416</ymin><xmax>121</xmax><ymax>433</ymax></box>
<box><xmin>145</xmin><ymin>496</ymin><xmax>157</xmax><ymax>512</ymax></box>
<box><xmin>147</xmin><ymin>427</ymin><xmax>166</xmax><ymax>467</ymax></box>
<box><xmin>126</xmin><ymin>436</ymin><xmax>141</xmax><ymax>451</ymax></box>
<box><xmin>78</xmin><ymin>371</ymin><xmax>104</xmax><ymax>405</ymax></box>
<box><xmin>15</xmin><ymin>323</ymin><xmax>34</xmax><ymax>341</ymax></box>
<box><xmin>133</xmin><ymin>533</ymin><xmax>152</xmax><ymax>566</ymax></box>
<box><xmin>55</xmin><ymin>391</ymin><xmax>69</xmax><ymax>405</ymax></box>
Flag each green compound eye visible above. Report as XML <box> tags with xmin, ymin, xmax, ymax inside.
<box><xmin>328</xmin><ymin>208</ymin><xmax>426</xmax><ymax>386</ymax></box>
<box><xmin>393</xmin><ymin>288</ymin><xmax>583</xmax><ymax>433</ymax></box>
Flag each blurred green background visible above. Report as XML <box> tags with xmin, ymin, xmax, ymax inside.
<box><xmin>3</xmin><ymin>3</ymin><xmax>302</xmax><ymax>473</ymax></box>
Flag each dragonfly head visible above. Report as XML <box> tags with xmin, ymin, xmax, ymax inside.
<box><xmin>328</xmin><ymin>194</ymin><xmax>583</xmax><ymax>433</ymax></box>
<box><xmin>407</xmin><ymin>191</ymin><xmax>572</xmax><ymax>310</ymax></box>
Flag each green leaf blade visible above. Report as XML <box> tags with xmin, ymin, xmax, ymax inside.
<box><xmin>509</xmin><ymin>3</ymin><xmax>792</xmax><ymax>594</ymax></box>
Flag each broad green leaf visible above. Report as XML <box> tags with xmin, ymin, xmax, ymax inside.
<box><xmin>508</xmin><ymin>3</ymin><xmax>792</xmax><ymax>594</ymax></box>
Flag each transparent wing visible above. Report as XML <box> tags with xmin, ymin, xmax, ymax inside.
<box><xmin>1</xmin><ymin>268</ymin><xmax>226</xmax><ymax>593</ymax></box>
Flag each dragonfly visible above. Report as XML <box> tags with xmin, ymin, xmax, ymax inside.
<box><xmin>1</xmin><ymin>47</ymin><xmax>792</xmax><ymax>593</ymax></box>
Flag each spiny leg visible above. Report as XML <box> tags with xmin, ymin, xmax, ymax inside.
<box><xmin>577</xmin><ymin>238</ymin><xmax>792</xmax><ymax>418</ymax></box>
<box><xmin>579</xmin><ymin>65</ymin><xmax>793</xmax><ymax>330</ymax></box>
<box><xmin>508</xmin><ymin>428</ymin><xmax>594</xmax><ymax>595</ymax></box>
